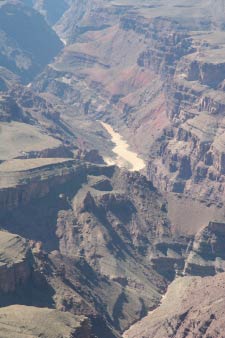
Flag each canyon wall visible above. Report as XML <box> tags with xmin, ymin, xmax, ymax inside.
<box><xmin>1</xmin><ymin>1</ymin><xmax>225</xmax><ymax>337</ymax></box>
<box><xmin>31</xmin><ymin>0</ymin><xmax>225</xmax><ymax>210</ymax></box>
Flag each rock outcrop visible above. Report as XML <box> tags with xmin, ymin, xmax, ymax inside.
<box><xmin>0</xmin><ymin>156</ymin><xmax>173</xmax><ymax>336</ymax></box>
<box><xmin>0</xmin><ymin>0</ymin><xmax>63</xmax><ymax>83</ymax></box>
<box><xmin>184</xmin><ymin>221</ymin><xmax>225</xmax><ymax>276</ymax></box>
<box><xmin>32</xmin><ymin>0</ymin><xmax>225</xmax><ymax>208</ymax></box>
<box><xmin>123</xmin><ymin>273</ymin><xmax>225</xmax><ymax>338</ymax></box>
<box><xmin>0</xmin><ymin>231</ymin><xmax>31</xmax><ymax>294</ymax></box>
<box><xmin>1</xmin><ymin>1</ymin><xmax>225</xmax><ymax>337</ymax></box>
<box><xmin>0</xmin><ymin>305</ymin><xmax>92</xmax><ymax>338</ymax></box>
<box><xmin>33</xmin><ymin>0</ymin><xmax>69</xmax><ymax>26</ymax></box>
<box><xmin>0</xmin><ymin>158</ymin><xmax>81</xmax><ymax>209</ymax></box>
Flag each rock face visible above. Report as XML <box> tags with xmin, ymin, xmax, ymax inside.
<box><xmin>124</xmin><ymin>220</ymin><xmax>225</xmax><ymax>337</ymax></box>
<box><xmin>0</xmin><ymin>158</ymin><xmax>80</xmax><ymax>209</ymax></box>
<box><xmin>31</xmin><ymin>0</ymin><xmax>225</xmax><ymax>208</ymax></box>
<box><xmin>0</xmin><ymin>229</ymin><xmax>56</xmax><ymax>309</ymax></box>
<box><xmin>138</xmin><ymin>6</ymin><xmax>225</xmax><ymax>208</ymax></box>
<box><xmin>0</xmin><ymin>305</ymin><xmax>92</xmax><ymax>338</ymax></box>
<box><xmin>0</xmin><ymin>231</ymin><xmax>31</xmax><ymax>294</ymax></box>
<box><xmin>184</xmin><ymin>221</ymin><xmax>225</xmax><ymax>276</ymax></box>
<box><xmin>33</xmin><ymin>2</ymin><xmax>171</xmax><ymax>159</ymax></box>
<box><xmin>2</xmin><ymin>1</ymin><xmax>225</xmax><ymax>337</ymax></box>
<box><xmin>33</xmin><ymin>0</ymin><xmax>69</xmax><ymax>26</ymax></box>
<box><xmin>0</xmin><ymin>158</ymin><xmax>170</xmax><ymax>335</ymax></box>
<box><xmin>0</xmin><ymin>227</ymin><xmax>116</xmax><ymax>336</ymax></box>
<box><xmin>0</xmin><ymin>0</ymin><xmax>63</xmax><ymax>83</ymax></box>
<box><xmin>123</xmin><ymin>273</ymin><xmax>225</xmax><ymax>338</ymax></box>
<box><xmin>6</xmin><ymin>155</ymin><xmax>225</xmax><ymax>335</ymax></box>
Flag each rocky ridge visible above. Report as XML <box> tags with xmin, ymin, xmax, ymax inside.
<box><xmin>32</xmin><ymin>0</ymin><xmax>225</xmax><ymax>210</ymax></box>
<box><xmin>0</xmin><ymin>305</ymin><xmax>91</xmax><ymax>338</ymax></box>
<box><xmin>0</xmin><ymin>153</ymin><xmax>224</xmax><ymax>336</ymax></box>
<box><xmin>123</xmin><ymin>273</ymin><xmax>225</xmax><ymax>338</ymax></box>
<box><xmin>0</xmin><ymin>0</ymin><xmax>63</xmax><ymax>84</ymax></box>
<box><xmin>1</xmin><ymin>0</ymin><xmax>225</xmax><ymax>337</ymax></box>
<box><xmin>0</xmin><ymin>157</ymin><xmax>170</xmax><ymax>335</ymax></box>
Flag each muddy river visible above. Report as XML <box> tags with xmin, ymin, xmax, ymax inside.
<box><xmin>100</xmin><ymin>121</ymin><xmax>145</xmax><ymax>172</ymax></box>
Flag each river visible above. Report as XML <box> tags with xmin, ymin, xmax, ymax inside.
<box><xmin>100</xmin><ymin>121</ymin><xmax>146</xmax><ymax>172</ymax></box>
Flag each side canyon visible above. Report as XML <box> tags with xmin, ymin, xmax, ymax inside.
<box><xmin>0</xmin><ymin>1</ymin><xmax>225</xmax><ymax>337</ymax></box>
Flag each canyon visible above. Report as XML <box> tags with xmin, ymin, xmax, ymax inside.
<box><xmin>0</xmin><ymin>0</ymin><xmax>225</xmax><ymax>337</ymax></box>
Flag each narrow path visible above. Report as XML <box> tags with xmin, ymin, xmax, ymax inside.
<box><xmin>100</xmin><ymin>121</ymin><xmax>145</xmax><ymax>172</ymax></box>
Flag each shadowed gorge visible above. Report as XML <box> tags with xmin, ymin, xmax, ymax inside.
<box><xmin>0</xmin><ymin>0</ymin><xmax>225</xmax><ymax>337</ymax></box>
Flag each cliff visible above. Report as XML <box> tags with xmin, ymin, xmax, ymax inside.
<box><xmin>0</xmin><ymin>231</ymin><xmax>31</xmax><ymax>294</ymax></box>
<box><xmin>0</xmin><ymin>158</ymin><xmax>84</xmax><ymax>209</ymax></box>
<box><xmin>0</xmin><ymin>0</ymin><xmax>63</xmax><ymax>83</ymax></box>
<box><xmin>184</xmin><ymin>221</ymin><xmax>225</xmax><ymax>276</ymax></box>
<box><xmin>34</xmin><ymin>0</ymin><xmax>225</xmax><ymax>208</ymax></box>
<box><xmin>0</xmin><ymin>305</ymin><xmax>92</xmax><ymax>338</ymax></box>
<box><xmin>0</xmin><ymin>157</ymin><xmax>173</xmax><ymax>335</ymax></box>
<box><xmin>123</xmin><ymin>273</ymin><xmax>225</xmax><ymax>338</ymax></box>
<box><xmin>1</xmin><ymin>1</ymin><xmax>225</xmax><ymax>337</ymax></box>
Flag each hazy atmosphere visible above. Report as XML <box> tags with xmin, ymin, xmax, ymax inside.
<box><xmin>0</xmin><ymin>1</ymin><xmax>225</xmax><ymax>337</ymax></box>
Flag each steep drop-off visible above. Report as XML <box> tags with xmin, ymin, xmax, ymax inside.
<box><xmin>0</xmin><ymin>155</ymin><xmax>172</xmax><ymax>336</ymax></box>
<box><xmin>32</xmin><ymin>0</ymin><xmax>225</xmax><ymax>230</ymax></box>
<box><xmin>1</xmin><ymin>1</ymin><xmax>225</xmax><ymax>337</ymax></box>
<box><xmin>0</xmin><ymin>0</ymin><xmax>63</xmax><ymax>84</ymax></box>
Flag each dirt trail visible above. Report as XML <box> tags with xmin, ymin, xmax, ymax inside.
<box><xmin>100</xmin><ymin>121</ymin><xmax>145</xmax><ymax>172</ymax></box>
